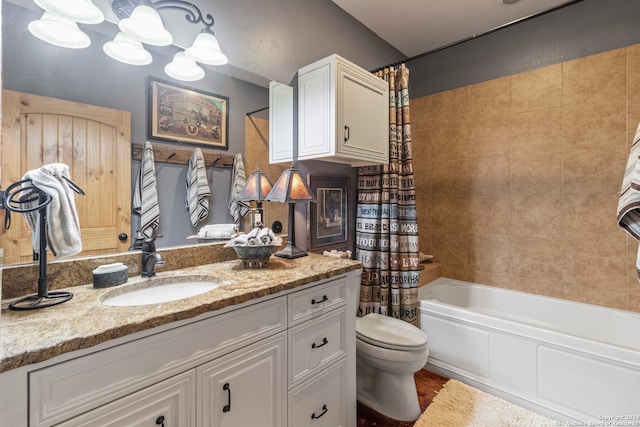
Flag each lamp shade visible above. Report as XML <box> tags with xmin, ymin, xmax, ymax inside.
<box><xmin>164</xmin><ymin>52</ymin><xmax>205</xmax><ymax>81</ymax></box>
<box><xmin>185</xmin><ymin>31</ymin><xmax>228</xmax><ymax>65</ymax></box>
<box><xmin>265</xmin><ymin>166</ymin><xmax>316</xmax><ymax>203</ymax></box>
<box><xmin>28</xmin><ymin>12</ymin><xmax>91</xmax><ymax>49</ymax></box>
<box><xmin>118</xmin><ymin>5</ymin><xmax>173</xmax><ymax>46</ymax></box>
<box><xmin>238</xmin><ymin>168</ymin><xmax>273</xmax><ymax>202</ymax></box>
<box><xmin>34</xmin><ymin>0</ymin><xmax>104</xmax><ymax>24</ymax></box>
<box><xmin>104</xmin><ymin>32</ymin><xmax>152</xmax><ymax>65</ymax></box>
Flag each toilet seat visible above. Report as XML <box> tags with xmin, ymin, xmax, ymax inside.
<box><xmin>356</xmin><ymin>313</ymin><xmax>427</xmax><ymax>351</ymax></box>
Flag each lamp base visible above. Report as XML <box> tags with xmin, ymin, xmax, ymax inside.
<box><xmin>274</xmin><ymin>243</ymin><xmax>308</xmax><ymax>259</ymax></box>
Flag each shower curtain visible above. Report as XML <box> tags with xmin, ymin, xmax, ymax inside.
<box><xmin>355</xmin><ymin>64</ymin><xmax>420</xmax><ymax>326</ymax></box>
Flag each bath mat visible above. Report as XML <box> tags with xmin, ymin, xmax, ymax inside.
<box><xmin>414</xmin><ymin>379</ymin><xmax>557</xmax><ymax>427</ymax></box>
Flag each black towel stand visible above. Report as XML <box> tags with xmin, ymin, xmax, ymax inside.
<box><xmin>3</xmin><ymin>176</ymin><xmax>85</xmax><ymax>310</ymax></box>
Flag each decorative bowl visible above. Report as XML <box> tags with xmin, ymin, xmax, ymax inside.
<box><xmin>230</xmin><ymin>244</ymin><xmax>278</xmax><ymax>260</ymax></box>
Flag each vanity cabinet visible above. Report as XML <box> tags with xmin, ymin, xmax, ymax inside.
<box><xmin>297</xmin><ymin>54</ymin><xmax>389</xmax><ymax>166</ymax></box>
<box><xmin>4</xmin><ymin>270</ymin><xmax>359</xmax><ymax>427</ymax></box>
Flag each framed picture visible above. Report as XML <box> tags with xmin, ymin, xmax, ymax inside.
<box><xmin>148</xmin><ymin>78</ymin><xmax>229</xmax><ymax>149</ymax></box>
<box><xmin>308</xmin><ymin>176</ymin><xmax>351</xmax><ymax>252</ymax></box>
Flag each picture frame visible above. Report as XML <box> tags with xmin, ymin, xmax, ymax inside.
<box><xmin>308</xmin><ymin>176</ymin><xmax>351</xmax><ymax>253</ymax></box>
<box><xmin>148</xmin><ymin>78</ymin><xmax>229</xmax><ymax>149</ymax></box>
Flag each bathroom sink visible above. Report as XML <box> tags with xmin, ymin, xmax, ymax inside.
<box><xmin>101</xmin><ymin>274</ymin><xmax>222</xmax><ymax>307</ymax></box>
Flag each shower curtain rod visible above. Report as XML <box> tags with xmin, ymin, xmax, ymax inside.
<box><xmin>370</xmin><ymin>0</ymin><xmax>585</xmax><ymax>73</ymax></box>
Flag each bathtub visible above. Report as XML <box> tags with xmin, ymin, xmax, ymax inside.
<box><xmin>419</xmin><ymin>278</ymin><xmax>640</xmax><ymax>422</ymax></box>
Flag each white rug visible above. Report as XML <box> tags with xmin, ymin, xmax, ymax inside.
<box><xmin>414</xmin><ymin>379</ymin><xmax>558</xmax><ymax>427</ymax></box>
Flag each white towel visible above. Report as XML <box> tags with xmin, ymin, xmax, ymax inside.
<box><xmin>186</xmin><ymin>148</ymin><xmax>211</xmax><ymax>226</ymax></box>
<box><xmin>133</xmin><ymin>141</ymin><xmax>160</xmax><ymax>238</ymax></box>
<box><xmin>618</xmin><ymin>122</ymin><xmax>640</xmax><ymax>282</ymax></box>
<box><xmin>22</xmin><ymin>163</ymin><xmax>82</xmax><ymax>258</ymax></box>
<box><xmin>228</xmin><ymin>153</ymin><xmax>250</xmax><ymax>225</ymax></box>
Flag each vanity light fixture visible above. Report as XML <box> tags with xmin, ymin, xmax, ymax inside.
<box><xmin>28</xmin><ymin>12</ymin><xmax>92</xmax><ymax>49</ymax></box>
<box><xmin>164</xmin><ymin>51</ymin><xmax>205</xmax><ymax>81</ymax></box>
<box><xmin>238</xmin><ymin>168</ymin><xmax>274</xmax><ymax>228</ymax></box>
<box><xmin>103</xmin><ymin>32</ymin><xmax>153</xmax><ymax>65</ymax></box>
<box><xmin>265</xmin><ymin>164</ymin><xmax>316</xmax><ymax>259</ymax></box>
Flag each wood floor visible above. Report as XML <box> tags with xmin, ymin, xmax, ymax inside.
<box><xmin>356</xmin><ymin>369</ymin><xmax>449</xmax><ymax>427</ymax></box>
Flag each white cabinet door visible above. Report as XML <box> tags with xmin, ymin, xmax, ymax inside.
<box><xmin>197</xmin><ymin>333</ymin><xmax>286</xmax><ymax>427</ymax></box>
<box><xmin>269</xmin><ymin>81</ymin><xmax>294</xmax><ymax>164</ymax></box>
<box><xmin>57</xmin><ymin>371</ymin><xmax>196</xmax><ymax>427</ymax></box>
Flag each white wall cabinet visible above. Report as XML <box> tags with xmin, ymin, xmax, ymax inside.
<box><xmin>269</xmin><ymin>80</ymin><xmax>294</xmax><ymax>164</ymax></box>
<box><xmin>297</xmin><ymin>54</ymin><xmax>389</xmax><ymax>166</ymax></box>
<box><xmin>2</xmin><ymin>270</ymin><xmax>360</xmax><ymax>427</ymax></box>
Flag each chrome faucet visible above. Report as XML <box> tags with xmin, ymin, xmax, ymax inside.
<box><xmin>141</xmin><ymin>235</ymin><xmax>164</xmax><ymax>278</ymax></box>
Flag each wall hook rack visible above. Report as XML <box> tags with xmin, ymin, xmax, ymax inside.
<box><xmin>131</xmin><ymin>142</ymin><xmax>234</xmax><ymax>168</ymax></box>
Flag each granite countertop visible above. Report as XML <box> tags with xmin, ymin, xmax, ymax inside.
<box><xmin>0</xmin><ymin>254</ymin><xmax>361</xmax><ymax>373</ymax></box>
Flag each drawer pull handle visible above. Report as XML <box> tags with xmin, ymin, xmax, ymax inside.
<box><xmin>344</xmin><ymin>125</ymin><xmax>350</xmax><ymax>142</ymax></box>
<box><xmin>312</xmin><ymin>337</ymin><xmax>328</xmax><ymax>349</ymax></box>
<box><xmin>223</xmin><ymin>383</ymin><xmax>231</xmax><ymax>412</ymax></box>
<box><xmin>311</xmin><ymin>404</ymin><xmax>328</xmax><ymax>419</ymax></box>
<box><xmin>311</xmin><ymin>295</ymin><xmax>328</xmax><ymax>305</ymax></box>
<box><xmin>155</xmin><ymin>416</ymin><xmax>165</xmax><ymax>426</ymax></box>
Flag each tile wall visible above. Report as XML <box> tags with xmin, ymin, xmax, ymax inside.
<box><xmin>413</xmin><ymin>44</ymin><xmax>640</xmax><ymax>312</ymax></box>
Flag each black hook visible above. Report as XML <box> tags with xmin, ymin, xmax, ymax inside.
<box><xmin>212</xmin><ymin>155</ymin><xmax>222</xmax><ymax>167</ymax></box>
<box><xmin>167</xmin><ymin>150</ymin><xmax>177</xmax><ymax>160</ymax></box>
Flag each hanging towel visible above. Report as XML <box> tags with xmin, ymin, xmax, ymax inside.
<box><xmin>133</xmin><ymin>141</ymin><xmax>160</xmax><ymax>238</ymax></box>
<box><xmin>228</xmin><ymin>153</ymin><xmax>250</xmax><ymax>224</ymax></box>
<box><xmin>618</xmin><ymin>122</ymin><xmax>640</xmax><ymax>282</ymax></box>
<box><xmin>186</xmin><ymin>148</ymin><xmax>211</xmax><ymax>226</ymax></box>
<box><xmin>22</xmin><ymin>163</ymin><xmax>82</xmax><ymax>258</ymax></box>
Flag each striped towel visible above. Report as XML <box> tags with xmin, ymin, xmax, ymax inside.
<box><xmin>133</xmin><ymin>141</ymin><xmax>160</xmax><ymax>238</ymax></box>
<box><xmin>228</xmin><ymin>153</ymin><xmax>250</xmax><ymax>224</ymax></box>
<box><xmin>618</xmin><ymin>122</ymin><xmax>640</xmax><ymax>282</ymax></box>
<box><xmin>22</xmin><ymin>163</ymin><xmax>82</xmax><ymax>258</ymax></box>
<box><xmin>186</xmin><ymin>148</ymin><xmax>211</xmax><ymax>226</ymax></box>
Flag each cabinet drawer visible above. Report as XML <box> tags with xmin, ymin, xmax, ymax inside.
<box><xmin>289</xmin><ymin>309</ymin><xmax>346</xmax><ymax>387</ymax></box>
<box><xmin>288</xmin><ymin>359</ymin><xmax>347</xmax><ymax>427</ymax></box>
<box><xmin>29</xmin><ymin>297</ymin><xmax>285</xmax><ymax>427</ymax></box>
<box><xmin>288</xmin><ymin>276</ymin><xmax>347</xmax><ymax>326</ymax></box>
<box><xmin>57</xmin><ymin>370</ymin><xmax>196</xmax><ymax>427</ymax></box>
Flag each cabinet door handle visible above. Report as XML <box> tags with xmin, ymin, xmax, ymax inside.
<box><xmin>223</xmin><ymin>382</ymin><xmax>231</xmax><ymax>412</ymax></box>
<box><xmin>155</xmin><ymin>415</ymin><xmax>165</xmax><ymax>426</ymax></box>
<box><xmin>311</xmin><ymin>337</ymin><xmax>328</xmax><ymax>349</ymax></box>
<box><xmin>311</xmin><ymin>404</ymin><xmax>328</xmax><ymax>419</ymax></box>
<box><xmin>344</xmin><ymin>125</ymin><xmax>350</xmax><ymax>142</ymax></box>
<box><xmin>311</xmin><ymin>295</ymin><xmax>328</xmax><ymax>305</ymax></box>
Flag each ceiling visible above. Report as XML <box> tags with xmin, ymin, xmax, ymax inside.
<box><xmin>330</xmin><ymin>0</ymin><xmax>577</xmax><ymax>58</ymax></box>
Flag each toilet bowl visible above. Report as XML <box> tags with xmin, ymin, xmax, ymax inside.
<box><xmin>356</xmin><ymin>313</ymin><xmax>429</xmax><ymax>422</ymax></box>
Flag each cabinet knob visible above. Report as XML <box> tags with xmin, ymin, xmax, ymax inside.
<box><xmin>311</xmin><ymin>404</ymin><xmax>328</xmax><ymax>420</ymax></box>
<box><xmin>155</xmin><ymin>415</ymin><xmax>165</xmax><ymax>426</ymax></box>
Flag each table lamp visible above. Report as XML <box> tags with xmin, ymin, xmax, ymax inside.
<box><xmin>238</xmin><ymin>168</ymin><xmax>273</xmax><ymax>228</ymax></box>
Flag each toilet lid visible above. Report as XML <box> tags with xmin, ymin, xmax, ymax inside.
<box><xmin>356</xmin><ymin>313</ymin><xmax>427</xmax><ymax>350</ymax></box>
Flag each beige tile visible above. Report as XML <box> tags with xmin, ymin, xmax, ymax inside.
<box><xmin>511</xmin><ymin>64</ymin><xmax>562</xmax><ymax>113</ymax></box>
<box><xmin>469</xmin><ymin>234</ymin><xmax>510</xmax><ymax>276</ymax></box>
<box><xmin>431</xmin><ymin>119</ymin><xmax>468</xmax><ymax>163</ymax></box>
<box><xmin>627</xmin><ymin>44</ymin><xmax>640</xmax><ymax>106</ymax></box>
<box><xmin>429</xmin><ymin>86</ymin><xmax>469</xmax><ymax>126</ymax></box>
<box><xmin>563</xmin><ymin>48</ymin><xmax>626</xmax><ymax>106</ymax></box>
<box><xmin>627</xmin><ymin>239</ymin><xmax>639</xmax><ymax>288</ymax></box>
<box><xmin>416</xmin><ymin>196</ymin><xmax>431</xmax><ymax>236</ymax></box>
<box><xmin>627</xmin><ymin>102</ymin><xmax>640</xmax><ymax>147</ymax></box>
<box><xmin>468</xmin><ymin>156</ymin><xmax>509</xmax><ymax>197</ymax></box>
<box><xmin>628</xmin><ymin>287</ymin><xmax>640</xmax><ymax>312</ymax></box>
<box><xmin>511</xmin><ymin>194</ymin><xmax>562</xmax><ymax>239</ymax></box>
<box><xmin>469</xmin><ymin>195</ymin><xmax>510</xmax><ymax>235</ymax></box>
<box><xmin>468</xmin><ymin>270</ymin><xmax>510</xmax><ymax>289</ymax></box>
<box><xmin>562</xmin><ymin>283</ymin><xmax>627</xmax><ymax>310</ymax></box>
<box><xmin>562</xmin><ymin>237</ymin><xmax>626</xmax><ymax>291</ymax></box>
<box><xmin>562</xmin><ymin>194</ymin><xmax>622</xmax><ymax>242</ymax></box>
<box><xmin>431</xmin><ymin>159</ymin><xmax>468</xmax><ymax>196</ymax></box>
<box><xmin>562</xmin><ymin>99</ymin><xmax>626</xmax><ymax>150</ymax></box>
<box><xmin>467</xmin><ymin>76</ymin><xmax>511</xmax><ymax>119</ymax></box>
<box><xmin>431</xmin><ymin>231</ymin><xmax>468</xmax><ymax>272</ymax></box>
<box><xmin>431</xmin><ymin>194</ymin><xmax>469</xmax><ymax>232</ymax></box>
<box><xmin>412</xmin><ymin>127</ymin><xmax>431</xmax><ymax>168</ymax></box>
<box><xmin>510</xmin><ymin>276</ymin><xmax>564</xmax><ymax>299</ymax></box>
<box><xmin>510</xmin><ymin>151</ymin><xmax>562</xmax><ymax>196</ymax></box>
<box><xmin>410</xmin><ymin>95</ymin><xmax>430</xmax><ymax>131</ymax></box>
<box><xmin>562</xmin><ymin>146</ymin><xmax>628</xmax><ymax>195</ymax></box>
<box><xmin>510</xmin><ymin>237</ymin><xmax>563</xmax><ymax>282</ymax></box>
<box><xmin>419</xmin><ymin>230</ymin><xmax>432</xmax><ymax>258</ymax></box>
<box><xmin>510</xmin><ymin>108</ymin><xmax>562</xmax><ymax>156</ymax></box>
<box><xmin>440</xmin><ymin>266</ymin><xmax>469</xmax><ymax>281</ymax></box>
<box><xmin>468</xmin><ymin>109</ymin><xmax>512</xmax><ymax>158</ymax></box>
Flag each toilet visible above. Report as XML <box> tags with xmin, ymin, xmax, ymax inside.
<box><xmin>356</xmin><ymin>313</ymin><xmax>429</xmax><ymax>422</ymax></box>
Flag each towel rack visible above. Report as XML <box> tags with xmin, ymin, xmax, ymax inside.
<box><xmin>131</xmin><ymin>142</ymin><xmax>235</xmax><ymax>168</ymax></box>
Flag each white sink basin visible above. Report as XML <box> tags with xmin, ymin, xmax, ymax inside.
<box><xmin>102</xmin><ymin>275</ymin><xmax>221</xmax><ymax>307</ymax></box>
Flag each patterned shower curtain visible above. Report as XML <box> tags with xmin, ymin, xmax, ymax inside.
<box><xmin>355</xmin><ymin>64</ymin><xmax>420</xmax><ymax>326</ymax></box>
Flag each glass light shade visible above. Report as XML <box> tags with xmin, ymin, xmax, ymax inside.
<box><xmin>164</xmin><ymin>52</ymin><xmax>205</xmax><ymax>81</ymax></box>
<box><xmin>104</xmin><ymin>32</ymin><xmax>152</xmax><ymax>66</ymax></box>
<box><xmin>118</xmin><ymin>5</ymin><xmax>173</xmax><ymax>46</ymax></box>
<box><xmin>238</xmin><ymin>169</ymin><xmax>273</xmax><ymax>202</ymax></box>
<box><xmin>185</xmin><ymin>32</ymin><xmax>228</xmax><ymax>65</ymax></box>
<box><xmin>265</xmin><ymin>166</ymin><xmax>316</xmax><ymax>203</ymax></box>
<box><xmin>34</xmin><ymin>0</ymin><xmax>104</xmax><ymax>24</ymax></box>
<box><xmin>28</xmin><ymin>12</ymin><xmax>91</xmax><ymax>49</ymax></box>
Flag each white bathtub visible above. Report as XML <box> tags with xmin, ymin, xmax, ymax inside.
<box><xmin>419</xmin><ymin>277</ymin><xmax>640</xmax><ymax>422</ymax></box>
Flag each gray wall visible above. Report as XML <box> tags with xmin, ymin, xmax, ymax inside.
<box><xmin>409</xmin><ymin>0</ymin><xmax>640</xmax><ymax>98</ymax></box>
